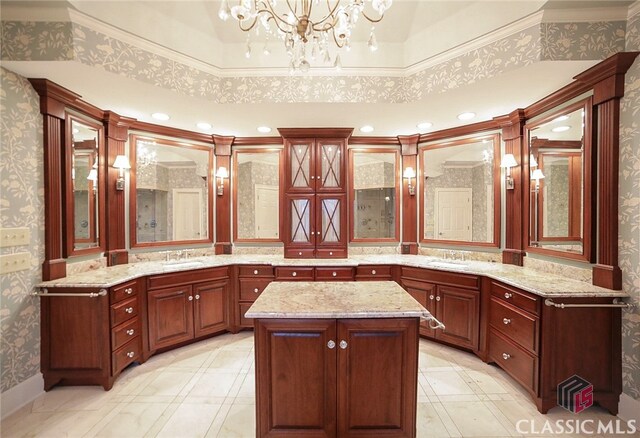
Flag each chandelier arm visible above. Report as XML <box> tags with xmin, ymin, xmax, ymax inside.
<box><xmin>238</xmin><ymin>16</ymin><xmax>260</xmax><ymax>32</ymax></box>
<box><xmin>331</xmin><ymin>30</ymin><xmax>346</xmax><ymax>48</ymax></box>
<box><xmin>361</xmin><ymin>11</ymin><xmax>386</xmax><ymax>24</ymax></box>
<box><xmin>258</xmin><ymin>1</ymin><xmax>294</xmax><ymax>29</ymax></box>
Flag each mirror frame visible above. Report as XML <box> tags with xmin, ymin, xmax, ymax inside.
<box><xmin>419</xmin><ymin>133</ymin><xmax>501</xmax><ymax>248</ymax></box>
<box><xmin>348</xmin><ymin>148</ymin><xmax>401</xmax><ymax>243</ymax></box>
<box><xmin>129</xmin><ymin>134</ymin><xmax>214</xmax><ymax>248</ymax></box>
<box><xmin>64</xmin><ymin>113</ymin><xmax>106</xmax><ymax>258</ymax></box>
<box><xmin>523</xmin><ymin>96</ymin><xmax>596</xmax><ymax>262</ymax></box>
<box><xmin>232</xmin><ymin>147</ymin><xmax>284</xmax><ymax>243</ymax></box>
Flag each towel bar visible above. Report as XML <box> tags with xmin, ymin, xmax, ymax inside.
<box><xmin>544</xmin><ymin>298</ymin><xmax>633</xmax><ymax>309</ymax></box>
<box><xmin>33</xmin><ymin>288</ymin><xmax>107</xmax><ymax>298</ymax></box>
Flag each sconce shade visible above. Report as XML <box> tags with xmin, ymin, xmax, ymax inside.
<box><xmin>403</xmin><ymin>167</ymin><xmax>416</xmax><ymax>179</ymax></box>
<box><xmin>530</xmin><ymin>154</ymin><xmax>538</xmax><ymax>168</ymax></box>
<box><xmin>113</xmin><ymin>155</ymin><xmax>131</xmax><ymax>170</ymax></box>
<box><xmin>500</xmin><ymin>154</ymin><xmax>518</xmax><ymax>168</ymax></box>
<box><xmin>216</xmin><ymin>166</ymin><xmax>229</xmax><ymax>178</ymax></box>
<box><xmin>87</xmin><ymin>169</ymin><xmax>98</xmax><ymax>181</ymax></box>
<box><xmin>531</xmin><ymin>169</ymin><xmax>545</xmax><ymax>180</ymax></box>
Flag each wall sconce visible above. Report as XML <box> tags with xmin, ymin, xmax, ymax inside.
<box><xmin>216</xmin><ymin>166</ymin><xmax>229</xmax><ymax>196</ymax></box>
<box><xmin>500</xmin><ymin>154</ymin><xmax>518</xmax><ymax>190</ymax></box>
<box><xmin>403</xmin><ymin>167</ymin><xmax>416</xmax><ymax>196</ymax></box>
<box><xmin>529</xmin><ymin>154</ymin><xmax>538</xmax><ymax>168</ymax></box>
<box><xmin>531</xmin><ymin>168</ymin><xmax>545</xmax><ymax>191</ymax></box>
<box><xmin>113</xmin><ymin>155</ymin><xmax>131</xmax><ymax>191</ymax></box>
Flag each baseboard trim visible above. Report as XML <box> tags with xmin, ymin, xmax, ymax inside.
<box><xmin>1</xmin><ymin>373</ymin><xmax>44</xmax><ymax>420</ymax></box>
<box><xmin>618</xmin><ymin>393</ymin><xmax>640</xmax><ymax>424</ymax></box>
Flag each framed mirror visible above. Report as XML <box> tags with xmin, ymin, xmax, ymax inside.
<box><xmin>349</xmin><ymin>149</ymin><xmax>400</xmax><ymax>242</ymax></box>
<box><xmin>129</xmin><ymin>135</ymin><xmax>213</xmax><ymax>247</ymax></box>
<box><xmin>233</xmin><ymin>148</ymin><xmax>282</xmax><ymax>242</ymax></box>
<box><xmin>64</xmin><ymin>114</ymin><xmax>105</xmax><ymax>257</ymax></box>
<box><xmin>420</xmin><ymin>134</ymin><xmax>500</xmax><ymax>247</ymax></box>
<box><xmin>524</xmin><ymin>97</ymin><xmax>594</xmax><ymax>261</ymax></box>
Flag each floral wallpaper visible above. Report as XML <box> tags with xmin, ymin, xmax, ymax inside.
<box><xmin>619</xmin><ymin>11</ymin><xmax>640</xmax><ymax>402</ymax></box>
<box><xmin>543</xmin><ymin>161</ymin><xmax>570</xmax><ymax>237</ymax></box>
<box><xmin>237</xmin><ymin>161</ymin><xmax>279</xmax><ymax>240</ymax></box>
<box><xmin>0</xmin><ymin>19</ymin><xmax>627</xmax><ymax>104</ymax></box>
<box><xmin>0</xmin><ymin>68</ymin><xmax>44</xmax><ymax>392</ymax></box>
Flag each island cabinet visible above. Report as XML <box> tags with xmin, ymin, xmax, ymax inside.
<box><xmin>146</xmin><ymin>267</ymin><xmax>229</xmax><ymax>351</ymax></box>
<box><xmin>235</xmin><ymin>265</ymin><xmax>274</xmax><ymax>330</ymax></box>
<box><xmin>400</xmin><ymin>267</ymin><xmax>480</xmax><ymax>351</ymax></box>
<box><xmin>254</xmin><ymin>318</ymin><xmax>419</xmax><ymax>438</ymax></box>
<box><xmin>487</xmin><ymin>280</ymin><xmax>622</xmax><ymax>415</ymax></box>
<box><xmin>40</xmin><ymin>278</ymin><xmax>144</xmax><ymax>391</ymax></box>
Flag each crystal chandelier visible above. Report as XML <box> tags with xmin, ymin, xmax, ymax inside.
<box><xmin>218</xmin><ymin>0</ymin><xmax>393</xmax><ymax>72</ymax></box>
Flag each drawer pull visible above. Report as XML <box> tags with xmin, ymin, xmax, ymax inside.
<box><xmin>502</xmin><ymin>353</ymin><xmax>511</xmax><ymax>360</ymax></box>
<box><xmin>371</xmin><ymin>269</ymin><xmax>376</xmax><ymax>275</ymax></box>
<box><xmin>332</xmin><ymin>272</ymin><xmax>337</xmax><ymax>277</ymax></box>
<box><xmin>253</xmin><ymin>269</ymin><xmax>258</xmax><ymax>275</ymax></box>
<box><xmin>126</xmin><ymin>351</ymin><xmax>135</xmax><ymax>358</ymax></box>
<box><xmin>188</xmin><ymin>296</ymin><xmax>193</xmax><ymax>301</ymax></box>
<box><xmin>125</xmin><ymin>288</ymin><xmax>133</xmax><ymax>294</ymax></box>
<box><xmin>429</xmin><ymin>295</ymin><xmax>435</xmax><ymax>300</ymax></box>
<box><xmin>436</xmin><ymin>296</ymin><xmax>441</xmax><ymax>301</ymax></box>
<box><xmin>126</xmin><ymin>329</ymin><xmax>135</xmax><ymax>336</ymax></box>
<box><xmin>292</xmin><ymin>272</ymin><xmax>297</xmax><ymax>277</ymax></box>
<box><xmin>195</xmin><ymin>294</ymin><xmax>200</xmax><ymax>300</ymax></box>
<box><xmin>125</xmin><ymin>307</ymin><xmax>134</xmax><ymax>314</ymax></box>
<box><xmin>254</xmin><ymin>288</ymin><xmax>259</xmax><ymax>293</ymax></box>
<box><xmin>327</xmin><ymin>340</ymin><xmax>335</xmax><ymax>349</ymax></box>
<box><xmin>503</xmin><ymin>318</ymin><xmax>511</xmax><ymax>325</ymax></box>
<box><xmin>339</xmin><ymin>340</ymin><xmax>348</xmax><ymax>349</ymax></box>
<box><xmin>504</xmin><ymin>292</ymin><xmax>513</xmax><ymax>299</ymax></box>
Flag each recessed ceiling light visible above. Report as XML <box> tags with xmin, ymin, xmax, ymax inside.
<box><xmin>360</xmin><ymin>125</ymin><xmax>374</xmax><ymax>133</ymax></box>
<box><xmin>552</xmin><ymin>126</ymin><xmax>571</xmax><ymax>133</ymax></box>
<box><xmin>553</xmin><ymin>115</ymin><xmax>569</xmax><ymax>122</ymax></box>
<box><xmin>196</xmin><ymin>122</ymin><xmax>212</xmax><ymax>130</ymax></box>
<box><xmin>257</xmin><ymin>126</ymin><xmax>272</xmax><ymax>133</ymax></box>
<box><xmin>151</xmin><ymin>112</ymin><xmax>170</xmax><ymax>121</ymax></box>
<box><xmin>417</xmin><ymin>122</ymin><xmax>432</xmax><ymax>131</ymax></box>
<box><xmin>457</xmin><ymin>112</ymin><xmax>476</xmax><ymax>121</ymax></box>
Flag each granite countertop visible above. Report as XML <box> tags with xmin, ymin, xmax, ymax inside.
<box><xmin>245</xmin><ymin>281</ymin><xmax>434</xmax><ymax>320</ymax></box>
<box><xmin>37</xmin><ymin>254</ymin><xmax>629</xmax><ymax>299</ymax></box>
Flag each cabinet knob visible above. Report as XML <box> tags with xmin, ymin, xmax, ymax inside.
<box><xmin>292</xmin><ymin>272</ymin><xmax>297</xmax><ymax>277</ymax></box>
<box><xmin>332</xmin><ymin>272</ymin><xmax>337</xmax><ymax>277</ymax></box>
<box><xmin>339</xmin><ymin>340</ymin><xmax>348</xmax><ymax>349</ymax></box>
<box><xmin>188</xmin><ymin>296</ymin><xmax>193</xmax><ymax>301</ymax></box>
<box><xmin>254</xmin><ymin>288</ymin><xmax>259</xmax><ymax>293</ymax></box>
<box><xmin>329</xmin><ymin>252</ymin><xmax>333</xmax><ymax>256</ymax></box>
<box><xmin>127</xmin><ymin>351</ymin><xmax>135</xmax><ymax>358</ymax></box>
<box><xmin>253</xmin><ymin>269</ymin><xmax>259</xmax><ymax>275</ymax></box>
<box><xmin>125</xmin><ymin>307</ymin><xmax>134</xmax><ymax>314</ymax></box>
<box><xmin>298</xmin><ymin>252</ymin><xmax>302</xmax><ymax>256</ymax></box>
<box><xmin>502</xmin><ymin>353</ymin><xmax>511</xmax><ymax>360</ymax></box>
<box><xmin>311</xmin><ymin>176</ymin><xmax>315</xmax><ymax>179</ymax></box>
<box><xmin>429</xmin><ymin>295</ymin><xmax>435</xmax><ymax>300</ymax></box>
<box><xmin>504</xmin><ymin>292</ymin><xmax>513</xmax><ymax>299</ymax></box>
<box><xmin>195</xmin><ymin>294</ymin><xmax>200</xmax><ymax>300</ymax></box>
<box><xmin>125</xmin><ymin>288</ymin><xmax>133</xmax><ymax>294</ymax></box>
<box><xmin>371</xmin><ymin>269</ymin><xmax>376</xmax><ymax>275</ymax></box>
<box><xmin>327</xmin><ymin>340</ymin><xmax>336</xmax><ymax>349</ymax></box>
<box><xmin>503</xmin><ymin>318</ymin><xmax>511</xmax><ymax>325</ymax></box>
<box><xmin>126</xmin><ymin>329</ymin><xmax>135</xmax><ymax>336</ymax></box>
<box><xmin>436</xmin><ymin>296</ymin><xmax>441</xmax><ymax>301</ymax></box>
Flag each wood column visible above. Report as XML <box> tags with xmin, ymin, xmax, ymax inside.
<box><xmin>574</xmin><ymin>52</ymin><xmax>639</xmax><ymax>289</ymax></box>
<box><xmin>213</xmin><ymin>135</ymin><xmax>234</xmax><ymax>254</ymax></box>
<box><xmin>398</xmin><ymin>134</ymin><xmax>419</xmax><ymax>255</ymax></box>
<box><xmin>498</xmin><ymin>109</ymin><xmax>526</xmax><ymax>266</ymax></box>
<box><xmin>103</xmin><ymin>111</ymin><xmax>133</xmax><ymax>266</ymax></box>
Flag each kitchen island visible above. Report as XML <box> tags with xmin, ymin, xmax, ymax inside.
<box><xmin>245</xmin><ymin>281</ymin><xmax>440</xmax><ymax>438</ymax></box>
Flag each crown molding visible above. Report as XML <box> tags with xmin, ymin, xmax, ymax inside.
<box><xmin>629</xmin><ymin>1</ymin><xmax>640</xmax><ymax>20</ymax></box>
<box><xmin>541</xmin><ymin>7</ymin><xmax>630</xmax><ymax>23</ymax></box>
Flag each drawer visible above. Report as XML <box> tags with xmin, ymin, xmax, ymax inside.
<box><xmin>275</xmin><ymin>267</ymin><xmax>315</xmax><ymax>281</ymax></box>
<box><xmin>402</xmin><ymin>267</ymin><xmax>479</xmax><ymax>290</ymax></box>
<box><xmin>111</xmin><ymin>318</ymin><xmax>139</xmax><ymax>351</ymax></box>
<box><xmin>110</xmin><ymin>296</ymin><xmax>138</xmax><ymax>327</ymax></box>
<box><xmin>489</xmin><ymin>328</ymin><xmax>537</xmax><ymax>393</ymax></box>
<box><xmin>491</xmin><ymin>282</ymin><xmax>540</xmax><ymax>316</ymax></box>
<box><xmin>490</xmin><ymin>297</ymin><xmax>538</xmax><ymax>353</ymax></box>
<box><xmin>284</xmin><ymin>248</ymin><xmax>316</xmax><ymax>259</ymax></box>
<box><xmin>239</xmin><ymin>302</ymin><xmax>254</xmax><ymax>328</ymax></box>
<box><xmin>356</xmin><ymin>265</ymin><xmax>392</xmax><ymax>280</ymax></box>
<box><xmin>315</xmin><ymin>267</ymin><xmax>354</xmax><ymax>281</ymax></box>
<box><xmin>239</xmin><ymin>278</ymin><xmax>272</xmax><ymax>301</ymax></box>
<box><xmin>148</xmin><ymin>266</ymin><xmax>229</xmax><ymax>290</ymax></box>
<box><xmin>238</xmin><ymin>265</ymin><xmax>274</xmax><ymax>278</ymax></box>
<box><xmin>112</xmin><ymin>336</ymin><xmax>141</xmax><ymax>374</ymax></box>
<box><xmin>111</xmin><ymin>281</ymin><xmax>137</xmax><ymax>304</ymax></box>
<box><xmin>315</xmin><ymin>248</ymin><xmax>348</xmax><ymax>258</ymax></box>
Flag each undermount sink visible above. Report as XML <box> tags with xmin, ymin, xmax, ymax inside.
<box><xmin>428</xmin><ymin>261</ymin><xmax>469</xmax><ymax>270</ymax></box>
<box><xmin>162</xmin><ymin>260</ymin><xmax>205</xmax><ymax>270</ymax></box>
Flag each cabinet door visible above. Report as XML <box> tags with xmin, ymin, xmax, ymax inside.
<box><xmin>405</xmin><ymin>281</ymin><xmax>437</xmax><ymax>339</ymax></box>
<box><xmin>193</xmin><ymin>281</ymin><xmax>228</xmax><ymax>338</ymax></box>
<box><xmin>316</xmin><ymin>139</ymin><xmax>345</xmax><ymax>192</ymax></box>
<box><xmin>255</xmin><ymin>319</ymin><xmax>337</xmax><ymax>438</ymax></box>
<box><xmin>316</xmin><ymin>194</ymin><xmax>346</xmax><ymax>249</ymax></box>
<box><xmin>284</xmin><ymin>194</ymin><xmax>316</xmax><ymax>256</ymax></box>
<box><xmin>337</xmin><ymin>318</ymin><xmax>419</xmax><ymax>438</ymax></box>
<box><xmin>285</xmin><ymin>139</ymin><xmax>315</xmax><ymax>192</ymax></box>
<box><xmin>148</xmin><ymin>286</ymin><xmax>194</xmax><ymax>351</ymax></box>
<box><xmin>436</xmin><ymin>286</ymin><xmax>479</xmax><ymax>350</ymax></box>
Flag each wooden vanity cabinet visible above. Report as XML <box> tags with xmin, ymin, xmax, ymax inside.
<box><xmin>255</xmin><ymin>318</ymin><xmax>418</xmax><ymax>438</ymax></box>
<box><xmin>147</xmin><ymin>267</ymin><xmax>229</xmax><ymax>351</ymax></box>
<box><xmin>236</xmin><ymin>265</ymin><xmax>274</xmax><ymax>329</ymax></box>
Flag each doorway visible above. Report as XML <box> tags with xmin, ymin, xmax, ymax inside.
<box><xmin>434</xmin><ymin>188</ymin><xmax>472</xmax><ymax>241</ymax></box>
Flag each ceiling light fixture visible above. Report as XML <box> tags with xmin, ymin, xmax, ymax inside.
<box><xmin>457</xmin><ymin>112</ymin><xmax>476</xmax><ymax>121</ymax></box>
<box><xmin>151</xmin><ymin>112</ymin><xmax>170</xmax><ymax>121</ymax></box>
<box><xmin>257</xmin><ymin>126</ymin><xmax>272</xmax><ymax>133</ymax></box>
<box><xmin>417</xmin><ymin>122</ymin><xmax>432</xmax><ymax>131</ymax></box>
<box><xmin>552</xmin><ymin>115</ymin><xmax>569</xmax><ymax>123</ymax></box>
<box><xmin>218</xmin><ymin>0</ymin><xmax>392</xmax><ymax>72</ymax></box>
<box><xmin>552</xmin><ymin>126</ymin><xmax>571</xmax><ymax>133</ymax></box>
<box><xmin>360</xmin><ymin>125</ymin><xmax>374</xmax><ymax>133</ymax></box>
<box><xmin>197</xmin><ymin>122</ymin><xmax>213</xmax><ymax>130</ymax></box>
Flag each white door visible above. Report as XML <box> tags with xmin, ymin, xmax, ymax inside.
<box><xmin>173</xmin><ymin>188</ymin><xmax>203</xmax><ymax>240</ymax></box>
<box><xmin>434</xmin><ymin>188</ymin><xmax>472</xmax><ymax>241</ymax></box>
<box><xmin>255</xmin><ymin>185</ymin><xmax>279</xmax><ymax>239</ymax></box>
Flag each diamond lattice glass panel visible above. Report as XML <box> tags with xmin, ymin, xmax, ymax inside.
<box><xmin>291</xmin><ymin>144</ymin><xmax>311</xmax><ymax>188</ymax></box>
<box><xmin>320</xmin><ymin>144</ymin><xmax>340</xmax><ymax>188</ymax></box>
<box><xmin>321</xmin><ymin>198</ymin><xmax>340</xmax><ymax>243</ymax></box>
<box><xmin>291</xmin><ymin>199</ymin><xmax>310</xmax><ymax>243</ymax></box>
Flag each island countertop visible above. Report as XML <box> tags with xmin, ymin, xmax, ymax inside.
<box><xmin>245</xmin><ymin>281</ymin><xmax>435</xmax><ymax>320</ymax></box>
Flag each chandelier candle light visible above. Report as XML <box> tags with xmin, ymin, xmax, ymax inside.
<box><xmin>218</xmin><ymin>0</ymin><xmax>392</xmax><ymax>72</ymax></box>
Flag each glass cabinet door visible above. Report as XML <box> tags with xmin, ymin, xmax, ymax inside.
<box><xmin>316</xmin><ymin>140</ymin><xmax>344</xmax><ymax>191</ymax></box>
<box><xmin>316</xmin><ymin>194</ymin><xmax>346</xmax><ymax>247</ymax></box>
<box><xmin>287</xmin><ymin>140</ymin><xmax>314</xmax><ymax>192</ymax></box>
<box><xmin>286</xmin><ymin>195</ymin><xmax>315</xmax><ymax>246</ymax></box>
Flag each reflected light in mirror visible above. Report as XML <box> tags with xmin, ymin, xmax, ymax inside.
<box><xmin>216</xmin><ymin>166</ymin><xmax>229</xmax><ymax>196</ymax></box>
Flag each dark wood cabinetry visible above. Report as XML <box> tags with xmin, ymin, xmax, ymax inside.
<box><xmin>236</xmin><ymin>265</ymin><xmax>274</xmax><ymax>329</ymax></box>
<box><xmin>255</xmin><ymin>318</ymin><xmax>418</xmax><ymax>438</ymax></box>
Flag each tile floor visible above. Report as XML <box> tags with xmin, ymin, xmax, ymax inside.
<box><xmin>1</xmin><ymin>332</ymin><xmax>627</xmax><ymax>437</ymax></box>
